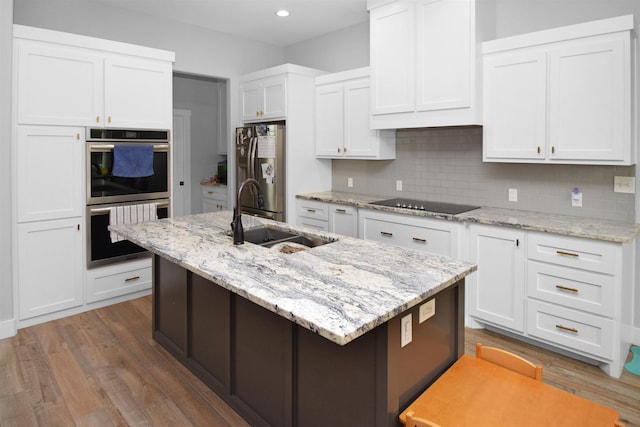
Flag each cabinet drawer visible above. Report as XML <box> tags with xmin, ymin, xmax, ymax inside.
<box><xmin>527</xmin><ymin>232</ymin><xmax>616</xmax><ymax>274</ymax></box>
<box><xmin>527</xmin><ymin>261</ymin><xmax>615</xmax><ymax>317</ymax></box>
<box><xmin>297</xmin><ymin>216</ymin><xmax>329</xmax><ymax>232</ymax></box>
<box><xmin>297</xmin><ymin>200</ymin><xmax>329</xmax><ymax>221</ymax></box>
<box><xmin>360</xmin><ymin>213</ymin><xmax>455</xmax><ymax>257</ymax></box>
<box><xmin>526</xmin><ymin>299</ymin><xmax>613</xmax><ymax>359</ymax></box>
<box><xmin>86</xmin><ymin>259</ymin><xmax>152</xmax><ymax>303</ymax></box>
<box><xmin>201</xmin><ymin>186</ymin><xmax>227</xmax><ymax>201</ymax></box>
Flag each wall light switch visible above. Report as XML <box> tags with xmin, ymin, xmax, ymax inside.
<box><xmin>419</xmin><ymin>299</ymin><xmax>436</xmax><ymax>323</ymax></box>
<box><xmin>614</xmin><ymin>176</ymin><xmax>635</xmax><ymax>194</ymax></box>
<box><xmin>508</xmin><ymin>188</ymin><xmax>518</xmax><ymax>202</ymax></box>
<box><xmin>347</xmin><ymin>177</ymin><xmax>353</xmax><ymax>188</ymax></box>
<box><xmin>396</xmin><ymin>180</ymin><xmax>403</xmax><ymax>191</ymax></box>
<box><xmin>400</xmin><ymin>314</ymin><xmax>412</xmax><ymax>347</ymax></box>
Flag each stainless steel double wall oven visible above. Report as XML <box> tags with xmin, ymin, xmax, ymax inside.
<box><xmin>86</xmin><ymin>128</ymin><xmax>170</xmax><ymax>268</ymax></box>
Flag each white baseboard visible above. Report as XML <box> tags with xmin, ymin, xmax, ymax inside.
<box><xmin>633</xmin><ymin>326</ymin><xmax>640</xmax><ymax>346</ymax></box>
<box><xmin>0</xmin><ymin>317</ymin><xmax>17</xmax><ymax>340</ymax></box>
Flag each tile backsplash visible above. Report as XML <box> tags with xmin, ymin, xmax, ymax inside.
<box><xmin>332</xmin><ymin>127</ymin><xmax>636</xmax><ymax>223</ymax></box>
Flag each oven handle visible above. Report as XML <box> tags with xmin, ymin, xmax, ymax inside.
<box><xmin>88</xmin><ymin>143</ymin><xmax>169</xmax><ymax>152</ymax></box>
<box><xmin>88</xmin><ymin>200</ymin><xmax>170</xmax><ymax>216</ymax></box>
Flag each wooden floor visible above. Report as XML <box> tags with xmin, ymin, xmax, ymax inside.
<box><xmin>1</xmin><ymin>295</ymin><xmax>639</xmax><ymax>426</ymax></box>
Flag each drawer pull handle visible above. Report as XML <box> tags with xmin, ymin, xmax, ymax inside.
<box><xmin>124</xmin><ymin>276</ymin><xmax>141</xmax><ymax>283</ymax></box>
<box><xmin>380</xmin><ymin>231</ymin><xmax>393</xmax><ymax>237</ymax></box>
<box><xmin>207</xmin><ymin>191</ymin><xmax>213</xmax><ymax>194</ymax></box>
<box><xmin>306</xmin><ymin>208</ymin><xmax>316</xmax><ymax>213</ymax></box>
<box><xmin>412</xmin><ymin>237</ymin><xmax>427</xmax><ymax>243</ymax></box>
<box><xmin>555</xmin><ymin>324</ymin><xmax>578</xmax><ymax>333</ymax></box>
<box><xmin>556</xmin><ymin>285</ymin><xmax>578</xmax><ymax>293</ymax></box>
<box><xmin>335</xmin><ymin>208</ymin><xmax>346</xmax><ymax>213</ymax></box>
<box><xmin>556</xmin><ymin>250</ymin><xmax>579</xmax><ymax>257</ymax></box>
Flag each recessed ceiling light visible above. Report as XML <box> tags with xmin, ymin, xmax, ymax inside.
<box><xmin>275</xmin><ymin>10</ymin><xmax>290</xmax><ymax>17</ymax></box>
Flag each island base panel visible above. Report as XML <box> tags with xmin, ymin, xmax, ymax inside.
<box><xmin>152</xmin><ymin>255</ymin><xmax>464</xmax><ymax>427</ymax></box>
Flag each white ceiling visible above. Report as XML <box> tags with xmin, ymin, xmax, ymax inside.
<box><xmin>87</xmin><ymin>0</ymin><xmax>370</xmax><ymax>47</ymax></box>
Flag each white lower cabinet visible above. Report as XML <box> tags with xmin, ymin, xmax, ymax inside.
<box><xmin>329</xmin><ymin>205</ymin><xmax>358</xmax><ymax>237</ymax></box>
<box><xmin>86</xmin><ymin>258</ymin><xmax>152</xmax><ymax>303</ymax></box>
<box><xmin>18</xmin><ymin>218</ymin><xmax>84</xmax><ymax>320</ymax></box>
<box><xmin>466</xmin><ymin>224</ymin><xmax>525</xmax><ymax>332</ymax></box>
<box><xmin>296</xmin><ymin>199</ymin><xmax>358</xmax><ymax>237</ymax></box>
<box><xmin>468</xmin><ymin>224</ymin><xmax>631</xmax><ymax>377</ymax></box>
<box><xmin>202</xmin><ymin>185</ymin><xmax>228</xmax><ymax>213</ymax></box>
<box><xmin>359</xmin><ymin>209</ymin><xmax>460</xmax><ymax>258</ymax></box>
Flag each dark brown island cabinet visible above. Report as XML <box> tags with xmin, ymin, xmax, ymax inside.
<box><xmin>153</xmin><ymin>255</ymin><xmax>465</xmax><ymax>427</ymax></box>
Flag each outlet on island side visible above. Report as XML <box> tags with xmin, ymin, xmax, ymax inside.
<box><xmin>347</xmin><ymin>177</ymin><xmax>353</xmax><ymax>188</ymax></box>
<box><xmin>508</xmin><ymin>188</ymin><xmax>518</xmax><ymax>202</ymax></box>
<box><xmin>396</xmin><ymin>180</ymin><xmax>403</xmax><ymax>191</ymax></box>
<box><xmin>400</xmin><ymin>313</ymin><xmax>412</xmax><ymax>347</ymax></box>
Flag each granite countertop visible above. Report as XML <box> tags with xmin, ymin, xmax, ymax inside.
<box><xmin>297</xmin><ymin>191</ymin><xmax>640</xmax><ymax>243</ymax></box>
<box><xmin>110</xmin><ymin>211</ymin><xmax>476</xmax><ymax>346</ymax></box>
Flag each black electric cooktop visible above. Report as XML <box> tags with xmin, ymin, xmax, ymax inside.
<box><xmin>369</xmin><ymin>198</ymin><xmax>480</xmax><ymax>215</ymax></box>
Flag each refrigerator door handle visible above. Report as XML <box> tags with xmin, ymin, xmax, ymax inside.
<box><xmin>250</xmin><ymin>136</ymin><xmax>258</xmax><ymax>180</ymax></box>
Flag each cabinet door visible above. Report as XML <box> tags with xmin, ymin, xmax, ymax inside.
<box><xmin>467</xmin><ymin>225</ymin><xmax>525</xmax><ymax>332</ymax></box>
<box><xmin>483</xmin><ymin>51</ymin><xmax>547</xmax><ymax>161</ymax></box>
<box><xmin>104</xmin><ymin>56</ymin><xmax>172</xmax><ymax>129</ymax></box>
<box><xmin>370</xmin><ymin>0</ymin><xmax>415</xmax><ymax>114</ymax></box>
<box><xmin>17</xmin><ymin>126</ymin><xmax>84</xmax><ymax>222</ymax></box>
<box><xmin>240</xmin><ymin>80</ymin><xmax>262</xmax><ymax>122</ymax></box>
<box><xmin>261</xmin><ymin>76</ymin><xmax>287</xmax><ymax>120</ymax></box>
<box><xmin>18</xmin><ymin>218</ymin><xmax>83</xmax><ymax>320</ymax></box>
<box><xmin>16</xmin><ymin>41</ymin><xmax>102</xmax><ymax>126</ymax></box>
<box><xmin>315</xmin><ymin>84</ymin><xmax>344</xmax><ymax>157</ymax></box>
<box><xmin>329</xmin><ymin>205</ymin><xmax>357</xmax><ymax>237</ymax></box>
<box><xmin>415</xmin><ymin>0</ymin><xmax>471</xmax><ymax>111</ymax></box>
<box><xmin>548</xmin><ymin>38</ymin><xmax>627</xmax><ymax>162</ymax></box>
<box><xmin>343</xmin><ymin>79</ymin><xmax>377</xmax><ymax>158</ymax></box>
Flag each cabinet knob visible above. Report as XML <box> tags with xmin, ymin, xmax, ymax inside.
<box><xmin>551</xmin><ymin>146</ymin><xmax>555</xmax><ymax>154</ymax></box>
<box><xmin>76</xmin><ymin>133</ymin><xmax>80</xmax><ymax>140</ymax></box>
<box><xmin>256</xmin><ymin>111</ymin><xmax>260</xmax><ymax>117</ymax></box>
<box><xmin>537</xmin><ymin>146</ymin><xmax>541</xmax><ymax>154</ymax></box>
<box><xmin>337</xmin><ymin>147</ymin><xmax>341</xmax><ymax>153</ymax></box>
<box><xmin>108</xmin><ymin>116</ymin><xmax>112</xmax><ymax>124</ymax></box>
<box><xmin>343</xmin><ymin>147</ymin><xmax>347</xmax><ymax>153</ymax></box>
<box><xmin>96</xmin><ymin>116</ymin><xmax>100</xmax><ymax>123</ymax></box>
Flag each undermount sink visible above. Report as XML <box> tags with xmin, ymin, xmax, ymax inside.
<box><xmin>242</xmin><ymin>225</ymin><xmax>337</xmax><ymax>251</ymax></box>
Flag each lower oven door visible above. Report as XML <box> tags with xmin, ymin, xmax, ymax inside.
<box><xmin>87</xmin><ymin>199</ymin><xmax>169</xmax><ymax>268</ymax></box>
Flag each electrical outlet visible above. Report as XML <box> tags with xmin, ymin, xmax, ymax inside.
<box><xmin>571</xmin><ymin>187</ymin><xmax>582</xmax><ymax>207</ymax></box>
<box><xmin>400</xmin><ymin>314</ymin><xmax>412</xmax><ymax>347</ymax></box>
<box><xmin>396</xmin><ymin>180</ymin><xmax>403</xmax><ymax>191</ymax></box>
<box><xmin>419</xmin><ymin>299</ymin><xmax>435</xmax><ymax>323</ymax></box>
<box><xmin>347</xmin><ymin>177</ymin><xmax>353</xmax><ymax>188</ymax></box>
<box><xmin>508</xmin><ymin>188</ymin><xmax>518</xmax><ymax>202</ymax></box>
<box><xmin>614</xmin><ymin>176</ymin><xmax>635</xmax><ymax>194</ymax></box>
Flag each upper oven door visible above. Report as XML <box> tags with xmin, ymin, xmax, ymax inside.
<box><xmin>87</xmin><ymin>141</ymin><xmax>170</xmax><ymax>205</ymax></box>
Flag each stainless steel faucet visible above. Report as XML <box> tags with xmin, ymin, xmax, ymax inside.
<box><xmin>231</xmin><ymin>178</ymin><xmax>264</xmax><ymax>245</ymax></box>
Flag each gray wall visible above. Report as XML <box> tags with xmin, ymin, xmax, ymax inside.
<box><xmin>0</xmin><ymin>0</ymin><xmax>13</xmax><ymax>326</ymax></box>
<box><xmin>173</xmin><ymin>75</ymin><xmax>226</xmax><ymax>214</ymax></box>
<box><xmin>333</xmin><ymin>127</ymin><xmax>636</xmax><ymax>222</ymax></box>
<box><xmin>285</xmin><ymin>21</ymin><xmax>370</xmax><ymax>72</ymax></box>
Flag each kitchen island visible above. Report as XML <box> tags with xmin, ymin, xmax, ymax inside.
<box><xmin>110</xmin><ymin>211</ymin><xmax>476</xmax><ymax>427</ymax></box>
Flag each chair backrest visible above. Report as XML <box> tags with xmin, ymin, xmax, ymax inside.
<box><xmin>476</xmin><ymin>343</ymin><xmax>543</xmax><ymax>381</ymax></box>
<box><xmin>405</xmin><ymin>410</ymin><xmax>442</xmax><ymax>427</ymax></box>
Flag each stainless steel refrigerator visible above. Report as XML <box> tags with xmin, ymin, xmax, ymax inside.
<box><xmin>235</xmin><ymin>122</ymin><xmax>285</xmax><ymax>221</ymax></box>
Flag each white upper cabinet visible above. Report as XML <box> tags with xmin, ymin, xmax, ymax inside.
<box><xmin>14</xmin><ymin>25</ymin><xmax>175</xmax><ymax>129</ymax></box>
<box><xmin>315</xmin><ymin>68</ymin><xmax>395</xmax><ymax>159</ymax></box>
<box><xmin>368</xmin><ymin>0</ymin><xmax>495</xmax><ymax>129</ymax></box>
<box><xmin>103</xmin><ymin>56</ymin><xmax>173</xmax><ymax>129</ymax></box>
<box><xmin>240</xmin><ymin>75</ymin><xmax>287</xmax><ymax>122</ymax></box>
<box><xmin>483</xmin><ymin>15</ymin><xmax>635</xmax><ymax>165</ymax></box>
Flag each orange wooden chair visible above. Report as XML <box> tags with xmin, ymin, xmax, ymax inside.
<box><xmin>476</xmin><ymin>342</ymin><xmax>543</xmax><ymax>381</ymax></box>
<box><xmin>405</xmin><ymin>410</ymin><xmax>441</xmax><ymax>427</ymax></box>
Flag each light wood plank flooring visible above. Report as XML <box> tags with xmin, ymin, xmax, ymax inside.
<box><xmin>1</xmin><ymin>296</ymin><xmax>638</xmax><ymax>426</ymax></box>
